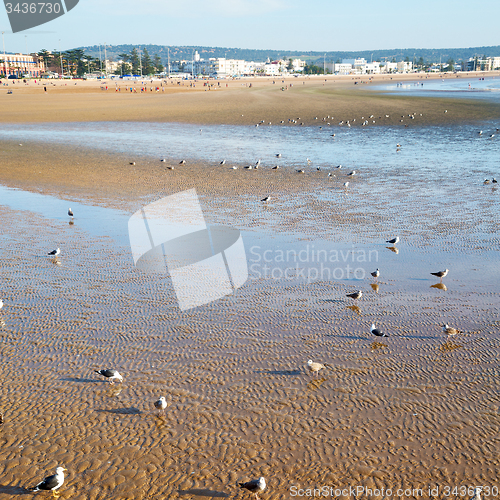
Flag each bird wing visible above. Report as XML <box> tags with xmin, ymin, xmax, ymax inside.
<box><xmin>34</xmin><ymin>474</ymin><xmax>60</xmax><ymax>491</ymax></box>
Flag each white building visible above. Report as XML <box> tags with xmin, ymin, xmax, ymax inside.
<box><xmin>335</xmin><ymin>63</ymin><xmax>353</xmax><ymax>74</ymax></box>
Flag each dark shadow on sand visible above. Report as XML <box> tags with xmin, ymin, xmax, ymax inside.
<box><xmin>178</xmin><ymin>489</ymin><xmax>229</xmax><ymax>497</ymax></box>
<box><xmin>258</xmin><ymin>369</ymin><xmax>302</xmax><ymax>376</ymax></box>
<box><xmin>61</xmin><ymin>377</ymin><xmax>99</xmax><ymax>383</ymax></box>
<box><xmin>96</xmin><ymin>407</ymin><xmax>142</xmax><ymax>415</ymax></box>
<box><xmin>0</xmin><ymin>484</ymin><xmax>31</xmax><ymax>495</ymax></box>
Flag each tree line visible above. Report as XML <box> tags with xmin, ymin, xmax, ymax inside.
<box><xmin>36</xmin><ymin>47</ymin><xmax>164</xmax><ymax>77</ymax></box>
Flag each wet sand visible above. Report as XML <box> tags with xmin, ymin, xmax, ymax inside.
<box><xmin>1</xmin><ymin>136</ymin><xmax>499</xmax><ymax>500</ymax></box>
<box><xmin>1</xmin><ymin>71</ymin><xmax>500</xmax><ymax>126</ymax></box>
<box><xmin>1</xmin><ymin>77</ymin><xmax>500</xmax><ymax>499</ymax></box>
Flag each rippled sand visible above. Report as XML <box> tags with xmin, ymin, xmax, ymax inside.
<box><xmin>1</xmin><ymin>134</ymin><xmax>500</xmax><ymax>499</ymax></box>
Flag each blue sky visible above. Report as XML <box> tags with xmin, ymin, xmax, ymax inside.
<box><xmin>1</xmin><ymin>0</ymin><xmax>500</xmax><ymax>55</ymax></box>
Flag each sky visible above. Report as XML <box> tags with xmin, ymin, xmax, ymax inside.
<box><xmin>1</xmin><ymin>0</ymin><xmax>500</xmax><ymax>55</ymax></box>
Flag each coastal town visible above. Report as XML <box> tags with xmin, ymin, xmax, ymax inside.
<box><xmin>1</xmin><ymin>47</ymin><xmax>500</xmax><ymax>79</ymax></box>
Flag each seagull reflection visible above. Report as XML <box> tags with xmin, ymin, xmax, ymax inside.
<box><xmin>370</xmin><ymin>341</ymin><xmax>388</xmax><ymax>350</ymax></box>
<box><xmin>307</xmin><ymin>377</ymin><xmax>327</xmax><ymax>392</ymax></box>
<box><xmin>69</xmin><ymin>220</ymin><xmax>74</xmax><ymax>226</ymax></box>
<box><xmin>386</xmin><ymin>246</ymin><xmax>399</xmax><ymax>254</ymax></box>
<box><xmin>347</xmin><ymin>304</ymin><xmax>361</xmax><ymax>315</ymax></box>
<box><xmin>439</xmin><ymin>341</ymin><xmax>462</xmax><ymax>352</ymax></box>
<box><xmin>370</xmin><ymin>283</ymin><xmax>380</xmax><ymax>293</ymax></box>
<box><xmin>108</xmin><ymin>385</ymin><xmax>123</xmax><ymax>397</ymax></box>
<box><xmin>430</xmin><ymin>283</ymin><xmax>447</xmax><ymax>291</ymax></box>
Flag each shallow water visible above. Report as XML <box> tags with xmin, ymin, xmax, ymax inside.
<box><xmin>370</xmin><ymin>76</ymin><xmax>500</xmax><ymax>101</ymax></box>
<box><xmin>1</xmin><ymin>95</ymin><xmax>500</xmax><ymax>498</ymax></box>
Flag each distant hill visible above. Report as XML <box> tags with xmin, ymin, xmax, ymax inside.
<box><xmin>76</xmin><ymin>44</ymin><xmax>500</xmax><ymax>65</ymax></box>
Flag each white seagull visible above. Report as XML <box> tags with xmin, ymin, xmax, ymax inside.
<box><xmin>239</xmin><ymin>477</ymin><xmax>266</xmax><ymax>500</ymax></box>
<box><xmin>371</xmin><ymin>268</ymin><xmax>380</xmax><ymax>279</ymax></box>
<box><xmin>154</xmin><ymin>396</ymin><xmax>168</xmax><ymax>414</ymax></box>
<box><xmin>470</xmin><ymin>487</ymin><xmax>483</xmax><ymax>500</ymax></box>
<box><xmin>442</xmin><ymin>324</ymin><xmax>459</xmax><ymax>339</ymax></box>
<box><xmin>346</xmin><ymin>290</ymin><xmax>362</xmax><ymax>301</ymax></box>
<box><xmin>307</xmin><ymin>360</ymin><xmax>326</xmax><ymax>376</ymax></box>
<box><xmin>370</xmin><ymin>324</ymin><xmax>388</xmax><ymax>337</ymax></box>
<box><xmin>48</xmin><ymin>248</ymin><xmax>61</xmax><ymax>257</ymax></box>
<box><xmin>32</xmin><ymin>466</ymin><xmax>66</xmax><ymax>498</ymax></box>
<box><xmin>68</xmin><ymin>208</ymin><xmax>74</xmax><ymax>218</ymax></box>
<box><xmin>94</xmin><ymin>369</ymin><xmax>123</xmax><ymax>384</ymax></box>
<box><xmin>261</xmin><ymin>196</ymin><xmax>270</xmax><ymax>202</ymax></box>
<box><xmin>220</xmin><ymin>160</ymin><xmax>226</xmax><ymax>165</ymax></box>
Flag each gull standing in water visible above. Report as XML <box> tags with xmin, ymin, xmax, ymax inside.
<box><xmin>68</xmin><ymin>208</ymin><xmax>74</xmax><ymax>218</ymax></box>
<box><xmin>430</xmin><ymin>269</ymin><xmax>449</xmax><ymax>281</ymax></box>
<box><xmin>94</xmin><ymin>369</ymin><xmax>123</xmax><ymax>384</ymax></box>
<box><xmin>346</xmin><ymin>290</ymin><xmax>362</xmax><ymax>302</ymax></box>
<box><xmin>48</xmin><ymin>248</ymin><xmax>61</xmax><ymax>257</ymax></box>
<box><xmin>154</xmin><ymin>396</ymin><xmax>167</xmax><ymax>414</ymax></box>
<box><xmin>307</xmin><ymin>360</ymin><xmax>326</xmax><ymax>377</ymax></box>
<box><xmin>370</xmin><ymin>324</ymin><xmax>388</xmax><ymax>337</ymax></box>
<box><xmin>261</xmin><ymin>196</ymin><xmax>270</xmax><ymax>202</ymax></box>
<box><xmin>32</xmin><ymin>466</ymin><xmax>66</xmax><ymax>498</ymax></box>
<box><xmin>371</xmin><ymin>268</ymin><xmax>380</xmax><ymax>280</ymax></box>
<box><xmin>239</xmin><ymin>477</ymin><xmax>266</xmax><ymax>500</ymax></box>
<box><xmin>386</xmin><ymin>236</ymin><xmax>399</xmax><ymax>245</ymax></box>
<box><xmin>442</xmin><ymin>324</ymin><xmax>459</xmax><ymax>339</ymax></box>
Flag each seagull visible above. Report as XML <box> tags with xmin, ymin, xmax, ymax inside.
<box><xmin>272</xmin><ymin>165</ymin><xmax>279</xmax><ymax>169</ymax></box>
<box><xmin>154</xmin><ymin>396</ymin><xmax>167</xmax><ymax>414</ymax></box>
<box><xmin>386</xmin><ymin>236</ymin><xmax>399</xmax><ymax>245</ymax></box>
<box><xmin>316</xmin><ymin>166</ymin><xmax>321</xmax><ymax>171</ymax></box>
<box><xmin>430</xmin><ymin>269</ymin><xmax>449</xmax><ymax>281</ymax></box>
<box><xmin>490</xmin><ymin>134</ymin><xmax>495</xmax><ymax>139</ymax></box>
<box><xmin>48</xmin><ymin>248</ymin><xmax>61</xmax><ymax>257</ymax></box>
<box><xmin>231</xmin><ymin>166</ymin><xmax>238</xmax><ymax>170</ymax></box>
<box><xmin>336</xmin><ymin>165</ymin><xmax>342</xmax><ymax>169</ymax></box>
<box><xmin>346</xmin><ymin>290</ymin><xmax>362</xmax><ymax>301</ymax></box>
<box><xmin>0</xmin><ymin>411</ymin><xmax>3</xmax><ymax>425</ymax></box>
<box><xmin>94</xmin><ymin>369</ymin><xmax>123</xmax><ymax>384</ymax></box>
<box><xmin>493</xmin><ymin>178</ymin><xmax>498</xmax><ymax>183</ymax></box>
<box><xmin>0</xmin><ymin>299</ymin><xmax>3</xmax><ymax>311</ymax></box>
<box><xmin>255</xmin><ymin>160</ymin><xmax>261</xmax><ymax>167</ymax></box>
<box><xmin>297</xmin><ymin>169</ymin><xmax>305</xmax><ymax>174</ymax></box>
<box><xmin>179</xmin><ymin>160</ymin><xmax>186</xmax><ymax>164</ymax></box>
<box><xmin>275</xmin><ymin>153</ymin><xmax>281</xmax><ymax>158</ymax></box>
<box><xmin>68</xmin><ymin>208</ymin><xmax>74</xmax><ymax>218</ymax></box>
<box><xmin>32</xmin><ymin>467</ymin><xmax>66</xmax><ymax>498</ymax></box>
<box><xmin>261</xmin><ymin>196</ymin><xmax>270</xmax><ymax>202</ymax></box>
<box><xmin>343</xmin><ymin>182</ymin><xmax>349</xmax><ymax>188</ymax></box>
<box><xmin>370</xmin><ymin>324</ymin><xmax>388</xmax><ymax>337</ymax></box>
<box><xmin>307</xmin><ymin>360</ymin><xmax>326</xmax><ymax>376</ymax></box>
<box><xmin>442</xmin><ymin>323</ymin><xmax>459</xmax><ymax>339</ymax></box>
<box><xmin>327</xmin><ymin>172</ymin><xmax>333</xmax><ymax>177</ymax></box>
<box><xmin>484</xmin><ymin>179</ymin><xmax>491</xmax><ymax>184</ymax></box>
<box><xmin>478</xmin><ymin>131</ymin><xmax>483</xmax><ymax>135</ymax></box>
<box><xmin>160</xmin><ymin>159</ymin><xmax>167</xmax><ymax>162</ymax></box>
<box><xmin>220</xmin><ymin>160</ymin><xmax>226</xmax><ymax>165</ymax></box>
<box><xmin>470</xmin><ymin>487</ymin><xmax>483</xmax><ymax>500</ymax></box>
<box><xmin>348</xmin><ymin>170</ymin><xmax>356</xmax><ymax>176</ymax></box>
<box><xmin>370</xmin><ymin>268</ymin><xmax>380</xmax><ymax>279</ymax></box>
<box><xmin>129</xmin><ymin>162</ymin><xmax>136</xmax><ymax>165</ymax></box>
<box><xmin>239</xmin><ymin>477</ymin><xmax>266</xmax><ymax>500</ymax></box>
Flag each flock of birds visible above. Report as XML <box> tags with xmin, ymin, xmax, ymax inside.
<box><xmin>3</xmin><ymin>119</ymin><xmax>494</xmax><ymax>496</ymax></box>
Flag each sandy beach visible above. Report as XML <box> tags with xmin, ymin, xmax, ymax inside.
<box><xmin>0</xmin><ymin>72</ymin><xmax>499</xmax><ymax>500</ymax></box>
<box><xmin>1</xmin><ymin>71</ymin><xmax>500</xmax><ymax>126</ymax></box>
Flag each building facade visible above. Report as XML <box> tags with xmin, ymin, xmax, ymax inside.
<box><xmin>0</xmin><ymin>53</ymin><xmax>45</xmax><ymax>77</ymax></box>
